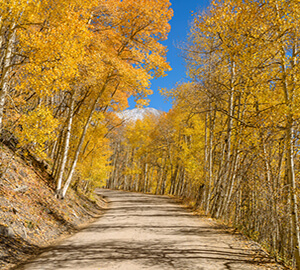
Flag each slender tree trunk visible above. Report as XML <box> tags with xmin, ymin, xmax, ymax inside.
<box><xmin>170</xmin><ymin>163</ymin><xmax>179</xmax><ymax>195</ymax></box>
<box><xmin>155</xmin><ymin>166</ymin><xmax>162</xmax><ymax>194</ymax></box>
<box><xmin>127</xmin><ymin>147</ymin><xmax>135</xmax><ymax>190</ymax></box>
<box><xmin>160</xmin><ymin>163</ymin><xmax>168</xmax><ymax>195</ymax></box>
<box><xmin>206</xmin><ymin>103</ymin><xmax>215</xmax><ymax>215</ymax></box>
<box><xmin>179</xmin><ymin>168</ymin><xmax>186</xmax><ymax>197</ymax></box>
<box><xmin>143</xmin><ymin>162</ymin><xmax>148</xmax><ymax>192</ymax></box>
<box><xmin>55</xmin><ymin>95</ymin><xmax>74</xmax><ymax>197</ymax></box>
<box><xmin>112</xmin><ymin>143</ymin><xmax>120</xmax><ymax>189</ymax></box>
<box><xmin>122</xmin><ymin>147</ymin><xmax>129</xmax><ymax>190</ymax></box>
<box><xmin>156</xmin><ymin>157</ymin><xmax>166</xmax><ymax>195</ymax></box>
<box><xmin>211</xmin><ymin>140</ymin><xmax>226</xmax><ymax>217</ymax></box>
<box><xmin>0</xmin><ymin>23</ymin><xmax>16</xmax><ymax>134</ymax></box>
<box><xmin>286</xmin><ymin>115</ymin><xmax>300</xmax><ymax>269</ymax></box>
<box><xmin>0</xmin><ymin>17</ymin><xmax>4</xmax><ymax>52</ymax></box>
<box><xmin>174</xmin><ymin>165</ymin><xmax>183</xmax><ymax>196</ymax></box>
<box><xmin>221</xmin><ymin>144</ymin><xmax>239</xmax><ymax>219</ymax></box>
<box><xmin>215</xmin><ymin>60</ymin><xmax>235</xmax><ymax>219</ymax></box>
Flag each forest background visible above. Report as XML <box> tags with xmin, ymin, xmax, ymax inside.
<box><xmin>1</xmin><ymin>0</ymin><xmax>300</xmax><ymax>269</ymax></box>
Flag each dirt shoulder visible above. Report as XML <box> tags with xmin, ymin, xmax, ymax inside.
<box><xmin>0</xmin><ymin>144</ymin><xmax>107</xmax><ymax>270</ymax></box>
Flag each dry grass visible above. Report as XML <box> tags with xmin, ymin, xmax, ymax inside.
<box><xmin>0</xmin><ymin>144</ymin><xmax>106</xmax><ymax>270</ymax></box>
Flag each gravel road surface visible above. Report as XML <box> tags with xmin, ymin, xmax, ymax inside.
<box><xmin>14</xmin><ymin>189</ymin><xmax>282</xmax><ymax>270</ymax></box>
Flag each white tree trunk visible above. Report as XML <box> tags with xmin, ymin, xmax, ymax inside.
<box><xmin>55</xmin><ymin>95</ymin><xmax>74</xmax><ymax>197</ymax></box>
<box><xmin>0</xmin><ymin>23</ymin><xmax>16</xmax><ymax>134</ymax></box>
<box><xmin>215</xmin><ymin>60</ymin><xmax>235</xmax><ymax>219</ymax></box>
<box><xmin>286</xmin><ymin>116</ymin><xmax>300</xmax><ymax>269</ymax></box>
<box><xmin>281</xmin><ymin>43</ymin><xmax>300</xmax><ymax>268</ymax></box>
<box><xmin>206</xmin><ymin>103</ymin><xmax>215</xmax><ymax>215</ymax></box>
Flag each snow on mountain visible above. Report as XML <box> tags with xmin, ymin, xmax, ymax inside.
<box><xmin>117</xmin><ymin>108</ymin><xmax>162</xmax><ymax>123</ymax></box>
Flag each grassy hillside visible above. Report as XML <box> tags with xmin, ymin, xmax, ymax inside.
<box><xmin>0</xmin><ymin>143</ymin><xmax>106</xmax><ymax>270</ymax></box>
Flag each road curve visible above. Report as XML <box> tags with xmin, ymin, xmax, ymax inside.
<box><xmin>15</xmin><ymin>189</ymin><xmax>281</xmax><ymax>270</ymax></box>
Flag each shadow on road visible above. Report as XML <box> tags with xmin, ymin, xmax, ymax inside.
<box><xmin>13</xmin><ymin>237</ymin><xmax>272</xmax><ymax>270</ymax></box>
<box><xmin>12</xmin><ymin>190</ymin><xmax>278</xmax><ymax>270</ymax></box>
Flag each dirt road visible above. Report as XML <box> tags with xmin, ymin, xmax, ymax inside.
<box><xmin>14</xmin><ymin>189</ymin><xmax>282</xmax><ymax>270</ymax></box>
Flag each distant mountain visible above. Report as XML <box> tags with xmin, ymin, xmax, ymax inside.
<box><xmin>117</xmin><ymin>108</ymin><xmax>162</xmax><ymax>122</ymax></box>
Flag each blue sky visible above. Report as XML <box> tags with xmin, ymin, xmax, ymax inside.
<box><xmin>129</xmin><ymin>0</ymin><xmax>211</xmax><ymax>112</ymax></box>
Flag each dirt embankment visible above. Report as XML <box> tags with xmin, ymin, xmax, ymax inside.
<box><xmin>0</xmin><ymin>144</ymin><xmax>106</xmax><ymax>270</ymax></box>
